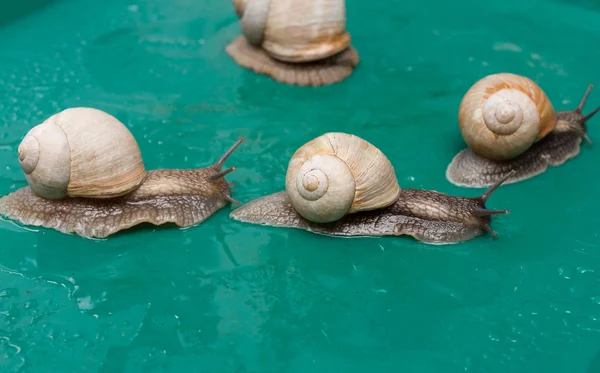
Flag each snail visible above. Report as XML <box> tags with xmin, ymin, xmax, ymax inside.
<box><xmin>229</xmin><ymin>132</ymin><xmax>513</xmax><ymax>245</ymax></box>
<box><xmin>225</xmin><ymin>0</ymin><xmax>360</xmax><ymax>87</ymax></box>
<box><xmin>0</xmin><ymin>107</ymin><xmax>243</xmax><ymax>239</ymax></box>
<box><xmin>446</xmin><ymin>73</ymin><xmax>599</xmax><ymax>188</ymax></box>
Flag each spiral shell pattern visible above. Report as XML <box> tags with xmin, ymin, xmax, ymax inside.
<box><xmin>285</xmin><ymin>133</ymin><xmax>401</xmax><ymax>223</ymax></box>
<box><xmin>17</xmin><ymin>107</ymin><xmax>147</xmax><ymax>200</ymax></box>
<box><xmin>458</xmin><ymin>73</ymin><xmax>556</xmax><ymax>160</ymax></box>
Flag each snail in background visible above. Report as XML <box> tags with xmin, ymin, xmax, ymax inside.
<box><xmin>230</xmin><ymin>132</ymin><xmax>513</xmax><ymax>245</ymax></box>
<box><xmin>225</xmin><ymin>0</ymin><xmax>360</xmax><ymax>87</ymax></box>
<box><xmin>446</xmin><ymin>73</ymin><xmax>599</xmax><ymax>188</ymax></box>
<box><xmin>0</xmin><ymin>107</ymin><xmax>243</xmax><ymax>239</ymax></box>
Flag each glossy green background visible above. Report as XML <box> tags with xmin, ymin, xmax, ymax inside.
<box><xmin>1</xmin><ymin>0</ymin><xmax>600</xmax><ymax>371</ymax></box>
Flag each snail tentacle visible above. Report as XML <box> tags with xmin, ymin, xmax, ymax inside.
<box><xmin>210</xmin><ymin>167</ymin><xmax>236</xmax><ymax>180</ymax></box>
<box><xmin>576</xmin><ymin>84</ymin><xmax>594</xmax><ymax>113</ymax></box>
<box><xmin>583</xmin><ymin>107</ymin><xmax>599</xmax><ymax>122</ymax></box>
<box><xmin>473</xmin><ymin>207</ymin><xmax>510</xmax><ymax>217</ymax></box>
<box><xmin>223</xmin><ymin>193</ymin><xmax>241</xmax><ymax>205</ymax></box>
<box><xmin>480</xmin><ymin>224</ymin><xmax>498</xmax><ymax>239</ymax></box>
<box><xmin>476</xmin><ymin>170</ymin><xmax>515</xmax><ymax>203</ymax></box>
<box><xmin>214</xmin><ymin>137</ymin><xmax>245</xmax><ymax>171</ymax></box>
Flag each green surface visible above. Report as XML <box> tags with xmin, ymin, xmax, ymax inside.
<box><xmin>0</xmin><ymin>0</ymin><xmax>600</xmax><ymax>371</ymax></box>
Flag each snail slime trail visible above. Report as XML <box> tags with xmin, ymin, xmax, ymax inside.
<box><xmin>446</xmin><ymin>73</ymin><xmax>599</xmax><ymax>188</ymax></box>
<box><xmin>226</xmin><ymin>0</ymin><xmax>360</xmax><ymax>87</ymax></box>
<box><xmin>0</xmin><ymin>107</ymin><xmax>245</xmax><ymax>239</ymax></box>
<box><xmin>230</xmin><ymin>132</ymin><xmax>514</xmax><ymax>245</ymax></box>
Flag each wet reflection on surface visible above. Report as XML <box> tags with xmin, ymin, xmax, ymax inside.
<box><xmin>0</xmin><ymin>0</ymin><xmax>600</xmax><ymax>371</ymax></box>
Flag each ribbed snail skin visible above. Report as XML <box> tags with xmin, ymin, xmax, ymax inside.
<box><xmin>228</xmin><ymin>187</ymin><xmax>507</xmax><ymax>245</ymax></box>
<box><xmin>0</xmin><ymin>169</ymin><xmax>230</xmax><ymax>239</ymax></box>
<box><xmin>18</xmin><ymin>121</ymin><xmax>71</xmax><ymax>200</ymax></box>
<box><xmin>49</xmin><ymin>108</ymin><xmax>148</xmax><ymax>199</ymax></box>
<box><xmin>458</xmin><ymin>73</ymin><xmax>556</xmax><ymax>161</ymax></box>
<box><xmin>225</xmin><ymin>36</ymin><xmax>359</xmax><ymax>86</ymax></box>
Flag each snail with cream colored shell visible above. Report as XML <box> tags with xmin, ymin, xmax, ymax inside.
<box><xmin>0</xmin><ymin>107</ymin><xmax>244</xmax><ymax>239</ymax></box>
<box><xmin>225</xmin><ymin>0</ymin><xmax>360</xmax><ymax>87</ymax></box>
<box><xmin>230</xmin><ymin>132</ymin><xmax>514</xmax><ymax>245</ymax></box>
<box><xmin>446</xmin><ymin>73</ymin><xmax>599</xmax><ymax>188</ymax></box>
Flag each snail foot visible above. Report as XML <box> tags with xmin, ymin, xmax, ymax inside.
<box><xmin>225</xmin><ymin>36</ymin><xmax>359</xmax><ymax>87</ymax></box>
<box><xmin>214</xmin><ymin>137</ymin><xmax>244</xmax><ymax>171</ymax></box>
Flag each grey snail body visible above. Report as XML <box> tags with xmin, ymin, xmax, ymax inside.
<box><xmin>0</xmin><ymin>107</ymin><xmax>243</xmax><ymax>239</ymax></box>
<box><xmin>230</xmin><ymin>132</ymin><xmax>512</xmax><ymax>245</ymax></box>
<box><xmin>446</xmin><ymin>73</ymin><xmax>599</xmax><ymax>188</ymax></box>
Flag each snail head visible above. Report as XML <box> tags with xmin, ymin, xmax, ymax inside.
<box><xmin>469</xmin><ymin>170</ymin><xmax>515</xmax><ymax>238</ymax></box>
<box><xmin>558</xmin><ymin>84</ymin><xmax>599</xmax><ymax>145</ymax></box>
<box><xmin>208</xmin><ymin>137</ymin><xmax>245</xmax><ymax>204</ymax></box>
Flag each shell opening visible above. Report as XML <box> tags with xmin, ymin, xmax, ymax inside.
<box><xmin>239</xmin><ymin>0</ymin><xmax>270</xmax><ymax>46</ymax></box>
<box><xmin>19</xmin><ymin>121</ymin><xmax>72</xmax><ymax>200</ymax></box>
<box><xmin>18</xmin><ymin>135</ymin><xmax>40</xmax><ymax>174</ymax></box>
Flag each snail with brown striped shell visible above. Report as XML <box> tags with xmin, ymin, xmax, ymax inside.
<box><xmin>230</xmin><ymin>132</ymin><xmax>514</xmax><ymax>245</ymax></box>
<box><xmin>0</xmin><ymin>107</ymin><xmax>243</xmax><ymax>239</ymax></box>
<box><xmin>225</xmin><ymin>0</ymin><xmax>360</xmax><ymax>87</ymax></box>
<box><xmin>446</xmin><ymin>73</ymin><xmax>599</xmax><ymax>188</ymax></box>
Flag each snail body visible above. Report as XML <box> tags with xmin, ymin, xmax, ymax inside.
<box><xmin>225</xmin><ymin>0</ymin><xmax>360</xmax><ymax>87</ymax></box>
<box><xmin>446</xmin><ymin>73</ymin><xmax>599</xmax><ymax>188</ymax></box>
<box><xmin>230</xmin><ymin>133</ymin><xmax>512</xmax><ymax>245</ymax></box>
<box><xmin>0</xmin><ymin>107</ymin><xmax>243</xmax><ymax>239</ymax></box>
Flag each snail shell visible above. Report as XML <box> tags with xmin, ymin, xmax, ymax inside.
<box><xmin>285</xmin><ymin>132</ymin><xmax>401</xmax><ymax>223</ymax></box>
<box><xmin>458</xmin><ymin>73</ymin><xmax>556</xmax><ymax>160</ymax></box>
<box><xmin>17</xmin><ymin>107</ymin><xmax>147</xmax><ymax>200</ymax></box>
<box><xmin>233</xmin><ymin>0</ymin><xmax>350</xmax><ymax>63</ymax></box>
